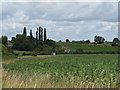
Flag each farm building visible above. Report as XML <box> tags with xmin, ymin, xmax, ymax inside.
<box><xmin>55</xmin><ymin>46</ymin><xmax>71</xmax><ymax>53</ymax></box>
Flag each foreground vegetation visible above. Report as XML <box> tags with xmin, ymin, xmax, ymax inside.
<box><xmin>3</xmin><ymin>54</ymin><xmax>119</xmax><ymax>88</ymax></box>
<box><xmin>0</xmin><ymin>44</ymin><xmax>16</xmax><ymax>61</ymax></box>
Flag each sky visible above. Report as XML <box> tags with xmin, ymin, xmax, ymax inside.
<box><xmin>1</xmin><ymin>1</ymin><xmax>118</xmax><ymax>42</ymax></box>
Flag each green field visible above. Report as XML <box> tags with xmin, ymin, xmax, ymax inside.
<box><xmin>12</xmin><ymin>43</ymin><xmax>119</xmax><ymax>56</ymax></box>
<box><xmin>56</xmin><ymin>42</ymin><xmax>119</xmax><ymax>53</ymax></box>
<box><xmin>3</xmin><ymin>54</ymin><xmax>119</xmax><ymax>88</ymax></box>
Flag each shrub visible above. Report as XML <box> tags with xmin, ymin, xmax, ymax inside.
<box><xmin>2</xmin><ymin>44</ymin><xmax>9</xmax><ymax>55</ymax></box>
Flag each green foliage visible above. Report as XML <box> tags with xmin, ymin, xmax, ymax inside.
<box><xmin>39</xmin><ymin>27</ymin><xmax>41</xmax><ymax>40</ymax></box>
<box><xmin>3</xmin><ymin>54</ymin><xmax>118</xmax><ymax>87</ymax></box>
<box><xmin>66</xmin><ymin>39</ymin><xmax>69</xmax><ymax>42</ymax></box>
<box><xmin>44</xmin><ymin>28</ymin><xmax>47</xmax><ymax>41</ymax></box>
<box><xmin>44</xmin><ymin>39</ymin><xmax>56</xmax><ymax>47</ymax></box>
<box><xmin>1</xmin><ymin>44</ymin><xmax>16</xmax><ymax>60</ymax></box>
<box><xmin>12</xmin><ymin>34</ymin><xmax>34</xmax><ymax>51</ymax></box>
<box><xmin>58</xmin><ymin>40</ymin><xmax>62</xmax><ymax>42</ymax></box>
<box><xmin>13</xmin><ymin>51</ymin><xmax>33</xmax><ymax>55</ymax></box>
<box><xmin>86</xmin><ymin>40</ymin><xmax>90</xmax><ymax>43</ymax></box>
<box><xmin>30</xmin><ymin>29</ymin><xmax>33</xmax><ymax>39</ymax></box>
<box><xmin>0</xmin><ymin>37</ymin><xmax>1</xmax><ymax>44</ymax></box>
<box><xmin>23</xmin><ymin>27</ymin><xmax>27</xmax><ymax>37</ymax></box>
<box><xmin>94</xmin><ymin>35</ymin><xmax>105</xmax><ymax>44</ymax></box>
<box><xmin>113</xmin><ymin>38</ymin><xmax>120</xmax><ymax>43</ymax></box>
<box><xmin>1</xmin><ymin>36</ymin><xmax>8</xmax><ymax>47</ymax></box>
<box><xmin>42</xmin><ymin>45</ymin><xmax>52</xmax><ymax>52</ymax></box>
<box><xmin>36</xmin><ymin>28</ymin><xmax>38</xmax><ymax>41</ymax></box>
<box><xmin>41</xmin><ymin>28</ymin><xmax>43</xmax><ymax>41</ymax></box>
<box><xmin>1</xmin><ymin>44</ymin><xmax>9</xmax><ymax>55</ymax></box>
<box><xmin>37</xmin><ymin>45</ymin><xmax>52</xmax><ymax>55</ymax></box>
<box><xmin>39</xmin><ymin>26</ymin><xmax>43</xmax><ymax>41</ymax></box>
<box><xmin>8</xmin><ymin>26</ymin><xmax>55</xmax><ymax>51</ymax></box>
<box><xmin>11</xmin><ymin>37</ymin><xmax>16</xmax><ymax>43</ymax></box>
<box><xmin>2</xmin><ymin>54</ymin><xmax>16</xmax><ymax>61</ymax></box>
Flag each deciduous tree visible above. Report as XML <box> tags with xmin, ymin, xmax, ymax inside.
<box><xmin>66</xmin><ymin>39</ymin><xmax>69</xmax><ymax>42</ymax></box>
<box><xmin>44</xmin><ymin>28</ymin><xmax>47</xmax><ymax>41</ymax></box>
<box><xmin>23</xmin><ymin>27</ymin><xmax>27</xmax><ymax>37</ymax></box>
<box><xmin>113</xmin><ymin>38</ymin><xmax>119</xmax><ymax>43</ymax></box>
<box><xmin>94</xmin><ymin>35</ymin><xmax>105</xmax><ymax>44</ymax></box>
<box><xmin>2</xmin><ymin>36</ymin><xmax>8</xmax><ymax>47</ymax></box>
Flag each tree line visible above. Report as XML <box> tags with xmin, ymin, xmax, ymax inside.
<box><xmin>94</xmin><ymin>35</ymin><xmax>120</xmax><ymax>46</ymax></box>
<box><xmin>0</xmin><ymin>28</ymin><xmax>120</xmax><ymax>51</ymax></box>
<box><xmin>59</xmin><ymin>36</ymin><xmax>119</xmax><ymax>46</ymax></box>
<box><xmin>1</xmin><ymin>26</ymin><xmax>56</xmax><ymax>51</ymax></box>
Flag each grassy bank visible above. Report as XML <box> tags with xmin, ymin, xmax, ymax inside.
<box><xmin>0</xmin><ymin>44</ymin><xmax>17</xmax><ymax>61</ymax></box>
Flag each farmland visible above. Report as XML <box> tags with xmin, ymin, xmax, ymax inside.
<box><xmin>1</xmin><ymin>2</ymin><xmax>120</xmax><ymax>88</ymax></box>
<box><xmin>56</xmin><ymin>42</ymin><xmax>119</xmax><ymax>53</ymax></box>
<box><xmin>2</xmin><ymin>54</ymin><xmax>119</xmax><ymax>88</ymax></box>
<box><xmin>12</xmin><ymin>43</ymin><xmax>120</xmax><ymax>56</ymax></box>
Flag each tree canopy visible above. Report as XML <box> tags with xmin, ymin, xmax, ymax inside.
<box><xmin>113</xmin><ymin>38</ymin><xmax>120</xmax><ymax>43</ymax></box>
<box><xmin>66</xmin><ymin>39</ymin><xmax>70</xmax><ymax>42</ymax></box>
<box><xmin>1</xmin><ymin>36</ymin><xmax>8</xmax><ymax>47</ymax></box>
<box><xmin>94</xmin><ymin>36</ymin><xmax>105</xmax><ymax>44</ymax></box>
<box><xmin>11</xmin><ymin>26</ymin><xmax>56</xmax><ymax>51</ymax></box>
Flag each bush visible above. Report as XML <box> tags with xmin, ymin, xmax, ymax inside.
<box><xmin>44</xmin><ymin>39</ymin><xmax>56</xmax><ymax>47</ymax></box>
<box><xmin>42</xmin><ymin>46</ymin><xmax>52</xmax><ymax>52</ymax></box>
<box><xmin>1</xmin><ymin>44</ymin><xmax>16</xmax><ymax>60</ymax></box>
<box><xmin>2</xmin><ymin>44</ymin><xmax>9</xmax><ymax>55</ymax></box>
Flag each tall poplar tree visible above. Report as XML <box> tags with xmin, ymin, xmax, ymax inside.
<box><xmin>41</xmin><ymin>28</ymin><xmax>43</xmax><ymax>41</ymax></box>
<box><xmin>39</xmin><ymin>26</ymin><xmax>41</xmax><ymax>40</ymax></box>
<box><xmin>36</xmin><ymin>28</ymin><xmax>38</xmax><ymax>41</ymax></box>
<box><xmin>30</xmin><ymin>29</ymin><xmax>33</xmax><ymax>38</ymax></box>
<box><xmin>23</xmin><ymin>27</ymin><xmax>27</xmax><ymax>37</ymax></box>
<box><xmin>44</xmin><ymin>28</ymin><xmax>47</xmax><ymax>41</ymax></box>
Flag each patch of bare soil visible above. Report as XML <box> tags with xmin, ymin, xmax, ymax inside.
<box><xmin>2</xmin><ymin>55</ymin><xmax>58</xmax><ymax>65</ymax></box>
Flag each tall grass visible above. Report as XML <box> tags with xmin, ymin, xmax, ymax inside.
<box><xmin>2</xmin><ymin>69</ymin><xmax>117</xmax><ymax>88</ymax></box>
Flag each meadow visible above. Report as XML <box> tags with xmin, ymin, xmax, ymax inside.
<box><xmin>2</xmin><ymin>54</ymin><xmax>119</xmax><ymax>88</ymax></box>
<box><xmin>56</xmin><ymin>42</ymin><xmax>119</xmax><ymax>53</ymax></box>
<box><xmin>12</xmin><ymin>42</ymin><xmax>120</xmax><ymax>56</ymax></box>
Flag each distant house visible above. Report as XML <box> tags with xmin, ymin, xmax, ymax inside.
<box><xmin>55</xmin><ymin>46</ymin><xmax>71</xmax><ymax>53</ymax></box>
<box><xmin>71</xmin><ymin>40</ymin><xmax>89</xmax><ymax>44</ymax></box>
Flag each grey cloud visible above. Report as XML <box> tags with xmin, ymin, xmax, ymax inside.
<box><xmin>2</xmin><ymin>2</ymin><xmax>117</xmax><ymax>21</ymax></box>
<box><xmin>1</xmin><ymin>2</ymin><xmax>118</xmax><ymax>41</ymax></box>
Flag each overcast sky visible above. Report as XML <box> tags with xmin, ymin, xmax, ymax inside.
<box><xmin>1</xmin><ymin>2</ymin><xmax>118</xmax><ymax>42</ymax></box>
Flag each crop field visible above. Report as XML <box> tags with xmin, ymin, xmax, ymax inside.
<box><xmin>12</xmin><ymin>43</ymin><xmax>119</xmax><ymax>56</ymax></box>
<box><xmin>2</xmin><ymin>54</ymin><xmax>119</xmax><ymax>88</ymax></box>
<box><xmin>56</xmin><ymin>42</ymin><xmax>119</xmax><ymax>53</ymax></box>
